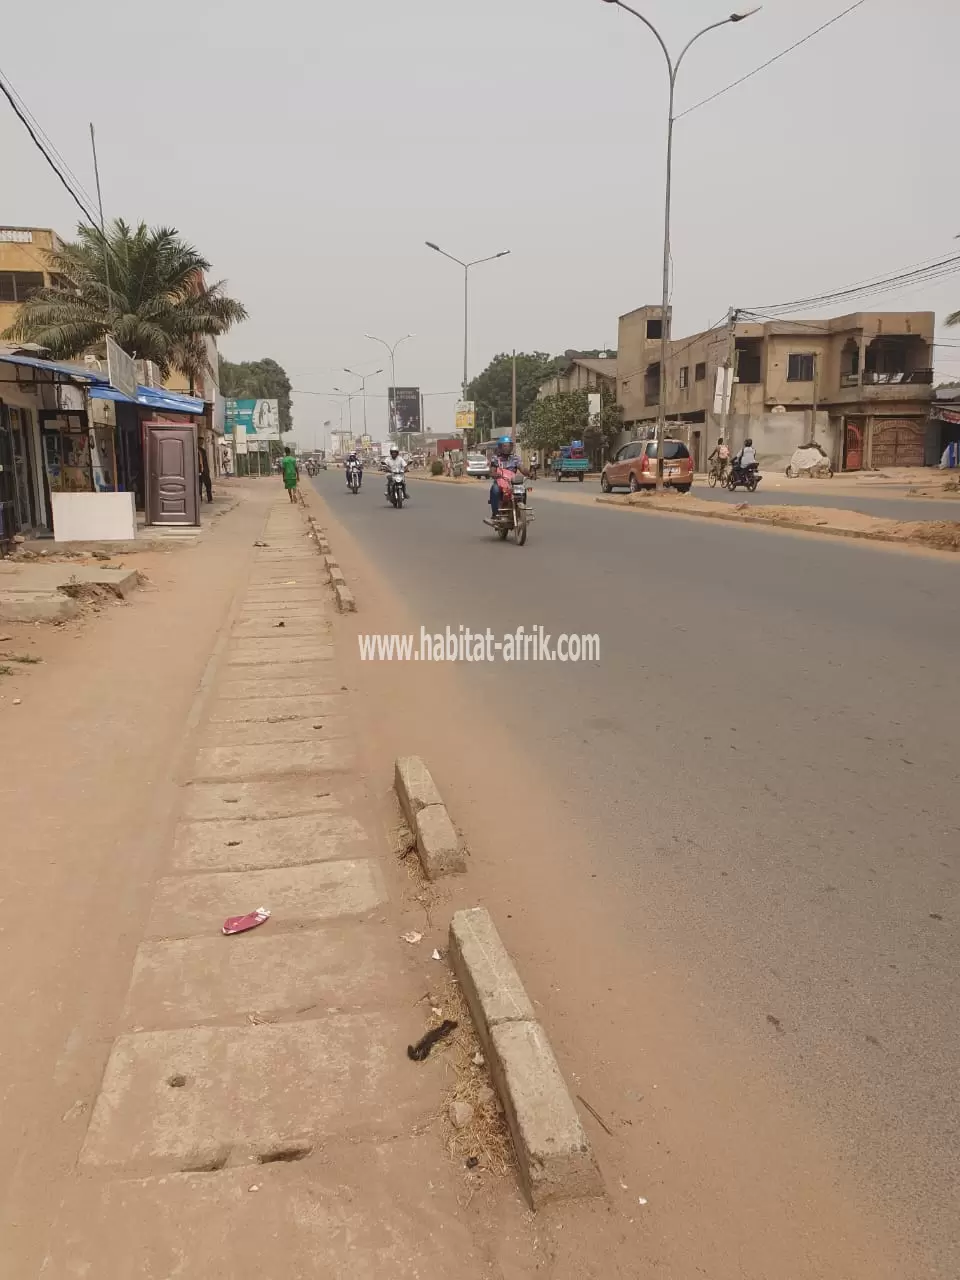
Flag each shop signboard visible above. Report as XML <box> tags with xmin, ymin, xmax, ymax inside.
<box><xmin>106</xmin><ymin>335</ymin><xmax>138</xmax><ymax>400</ymax></box>
<box><xmin>455</xmin><ymin>400</ymin><xmax>476</xmax><ymax>431</ymax></box>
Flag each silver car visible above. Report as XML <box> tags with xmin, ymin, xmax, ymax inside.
<box><xmin>466</xmin><ymin>452</ymin><xmax>490</xmax><ymax>479</ymax></box>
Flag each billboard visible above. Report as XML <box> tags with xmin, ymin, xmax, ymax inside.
<box><xmin>455</xmin><ymin>400</ymin><xmax>476</xmax><ymax>431</ymax></box>
<box><xmin>389</xmin><ymin>387</ymin><xmax>421</xmax><ymax>435</ymax></box>
<box><xmin>106</xmin><ymin>335</ymin><xmax>137</xmax><ymax>400</ymax></box>
<box><xmin>225</xmin><ymin>399</ymin><xmax>281</xmax><ymax>443</ymax></box>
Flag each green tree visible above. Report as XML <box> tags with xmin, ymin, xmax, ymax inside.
<box><xmin>467</xmin><ymin>352</ymin><xmax>565</xmax><ymax>438</ymax></box>
<box><xmin>520</xmin><ymin>387</ymin><xmax>622</xmax><ymax>468</ymax></box>
<box><xmin>3</xmin><ymin>219</ymin><xmax>246</xmax><ymax>381</ymax></box>
<box><xmin>219</xmin><ymin>356</ymin><xmax>294</xmax><ymax>434</ymax></box>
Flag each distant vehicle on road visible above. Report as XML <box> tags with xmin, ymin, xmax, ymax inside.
<box><xmin>466</xmin><ymin>452</ymin><xmax>490</xmax><ymax>479</ymax></box>
<box><xmin>551</xmin><ymin>441</ymin><xmax>589</xmax><ymax>483</ymax></box>
<box><xmin>600</xmin><ymin>440</ymin><xmax>693</xmax><ymax>493</ymax></box>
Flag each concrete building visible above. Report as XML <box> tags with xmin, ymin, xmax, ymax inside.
<box><xmin>616</xmin><ymin>304</ymin><xmax>935</xmax><ymax>472</ymax></box>
<box><xmin>538</xmin><ymin>352</ymin><xmax>618</xmax><ymax>401</ymax></box>
<box><xmin>0</xmin><ymin>226</ymin><xmax>65</xmax><ymax>336</ymax></box>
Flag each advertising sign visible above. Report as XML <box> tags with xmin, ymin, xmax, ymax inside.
<box><xmin>225</xmin><ymin>399</ymin><xmax>281</xmax><ymax>442</ymax></box>
<box><xmin>455</xmin><ymin>400</ymin><xmax>476</xmax><ymax>431</ymax></box>
<box><xmin>389</xmin><ymin>387</ymin><xmax>421</xmax><ymax>434</ymax></box>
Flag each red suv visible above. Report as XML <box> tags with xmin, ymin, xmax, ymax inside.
<box><xmin>600</xmin><ymin>440</ymin><xmax>693</xmax><ymax>493</ymax></box>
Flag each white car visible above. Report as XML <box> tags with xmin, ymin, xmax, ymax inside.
<box><xmin>466</xmin><ymin>452</ymin><xmax>490</xmax><ymax>479</ymax></box>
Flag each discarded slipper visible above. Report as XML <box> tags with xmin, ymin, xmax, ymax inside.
<box><xmin>222</xmin><ymin>907</ymin><xmax>271</xmax><ymax>936</ymax></box>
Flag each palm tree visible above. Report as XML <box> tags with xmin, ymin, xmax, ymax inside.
<box><xmin>3</xmin><ymin>219</ymin><xmax>247</xmax><ymax>383</ymax></box>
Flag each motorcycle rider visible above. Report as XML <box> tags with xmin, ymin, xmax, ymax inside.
<box><xmin>384</xmin><ymin>444</ymin><xmax>407</xmax><ymax>500</ymax></box>
<box><xmin>734</xmin><ymin>437</ymin><xmax>758</xmax><ymax>477</ymax></box>
<box><xmin>346</xmin><ymin>450</ymin><xmax>363</xmax><ymax>489</ymax></box>
<box><xmin>488</xmin><ymin>436</ymin><xmax>527</xmax><ymax>520</ymax></box>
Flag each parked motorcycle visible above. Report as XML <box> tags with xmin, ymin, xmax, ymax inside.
<box><xmin>724</xmin><ymin>461</ymin><xmax>761</xmax><ymax>493</ymax></box>
<box><xmin>346</xmin><ymin>462</ymin><xmax>361</xmax><ymax>495</ymax></box>
<box><xmin>386</xmin><ymin>472</ymin><xmax>407</xmax><ymax>508</ymax></box>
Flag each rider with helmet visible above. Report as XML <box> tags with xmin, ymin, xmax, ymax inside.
<box><xmin>384</xmin><ymin>444</ymin><xmax>407</xmax><ymax>500</ymax></box>
<box><xmin>346</xmin><ymin>450</ymin><xmax>362</xmax><ymax>489</ymax></box>
<box><xmin>488</xmin><ymin>436</ymin><xmax>529</xmax><ymax>520</ymax></box>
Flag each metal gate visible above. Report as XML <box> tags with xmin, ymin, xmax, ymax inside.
<box><xmin>872</xmin><ymin>418</ymin><xmax>925</xmax><ymax>469</ymax></box>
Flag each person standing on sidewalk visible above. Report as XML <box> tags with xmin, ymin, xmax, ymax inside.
<box><xmin>198</xmin><ymin>443</ymin><xmax>213</xmax><ymax>503</ymax></box>
<box><xmin>280</xmin><ymin>446</ymin><xmax>300</xmax><ymax>503</ymax></box>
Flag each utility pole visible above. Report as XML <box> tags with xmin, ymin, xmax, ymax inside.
<box><xmin>511</xmin><ymin>349</ymin><xmax>517</xmax><ymax>436</ymax></box>
<box><xmin>811</xmin><ymin>351</ymin><xmax>819</xmax><ymax>442</ymax></box>
<box><xmin>719</xmin><ymin>307</ymin><xmax>738</xmax><ymax>444</ymax></box>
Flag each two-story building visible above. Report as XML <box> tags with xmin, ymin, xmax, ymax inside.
<box><xmin>537</xmin><ymin>351</ymin><xmax>618</xmax><ymax>401</ymax></box>
<box><xmin>617</xmin><ymin>304</ymin><xmax>935</xmax><ymax>471</ymax></box>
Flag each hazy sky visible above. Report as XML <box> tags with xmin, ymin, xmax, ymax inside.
<box><xmin>3</xmin><ymin>0</ymin><xmax>959</xmax><ymax>445</ymax></box>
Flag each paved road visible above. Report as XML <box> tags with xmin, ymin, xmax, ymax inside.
<box><xmin>314</xmin><ymin>470</ymin><xmax>959</xmax><ymax>1277</ymax></box>
<box><xmin>550</xmin><ymin>473</ymin><xmax>960</xmax><ymax>522</ymax></box>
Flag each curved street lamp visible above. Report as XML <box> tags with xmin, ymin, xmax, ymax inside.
<box><xmin>600</xmin><ymin>1</ymin><xmax>761</xmax><ymax>485</ymax></box>
<box><xmin>365</xmin><ymin>333</ymin><xmax>415</xmax><ymax>436</ymax></box>
<box><xmin>425</xmin><ymin>242</ymin><xmax>510</xmax><ymax>400</ymax></box>
<box><xmin>342</xmin><ymin>366</ymin><xmax>383</xmax><ymax>438</ymax></box>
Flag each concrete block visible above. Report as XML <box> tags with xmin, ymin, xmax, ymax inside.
<box><xmin>207</xmin><ymin>693</ymin><xmax>343</xmax><ymax>722</ymax></box>
<box><xmin>328</xmin><ymin>565</ymin><xmax>346</xmax><ymax>587</ymax></box>
<box><xmin>80</xmin><ymin>1014</ymin><xmax>428</xmax><ymax>1171</ymax></box>
<box><xmin>123</xmin><ymin>926</ymin><xmax>396</xmax><ymax>1029</ymax></box>
<box><xmin>180</xmin><ymin>778</ymin><xmax>343</xmax><ymax>823</ymax></box>
<box><xmin>199</xmin><ymin>714</ymin><xmax>349</xmax><ymax>748</ymax></box>
<box><xmin>214</xmin><ymin>673</ymin><xmax>342</xmax><ymax>700</ymax></box>
<box><xmin>171</xmin><ymin>812</ymin><xmax>366</xmax><ymax>873</ymax></box>
<box><xmin>226</xmin><ymin>640</ymin><xmax>334</xmax><ymax>666</ymax></box>
<box><xmin>414</xmin><ymin>805</ymin><xmax>465</xmax><ymax>879</ymax></box>
<box><xmin>490</xmin><ymin>1020</ymin><xmax>602</xmax><ymax>1209</ymax></box>
<box><xmin>190</xmin><ymin>737</ymin><xmax>351</xmax><ymax>781</ymax></box>
<box><xmin>449</xmin><ymin>908</ymin><xmax>534</xmax><ymax>1056</ymax></box>
<box><xmin>394</xmin><ymin>756</ymin><xmax>443</xmax><ymax>830</ymax></box>
<box><xmin>335</xmin><ymin>584</ymin><xmax>356</xmax><ymax>612</ymax></box>
<box><xmin>147</xmin><ymin>858</ymin><xmax>386</xmax><ymax>937</ymax></box>
<box><xmin>323</xmin><ymin>554</ymin><xmax>338</xmax><ymax>571</ymax></box>
<box><xmin>0</xmin><ymin>592</ymin><xmax>80</xmax><ymax>623</ymax></box>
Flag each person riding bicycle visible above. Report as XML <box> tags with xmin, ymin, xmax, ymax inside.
<box><xmin>709</xmin><ymin>436</ymin><xmax>730</xmax><ymax>479</ymax></box>
<box><xmin>346</xmin><ymin>450</ymin><xmax>363</xmax><ymax>489</ymax></box>
<box><xmin>488</xmin><ymin>436</ymin><xmax>527</xmax><ymax>520</ymax></box>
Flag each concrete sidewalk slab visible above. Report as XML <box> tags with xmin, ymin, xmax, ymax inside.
<box><xmin>215</xmin><ymin>673</ymin><xmax>343</xmax><ymax>700</ymax></box>
<box><xmin>147</xmin><ymin>859</ymin><xmax>385</xmax><ymax>936</ymax></box>
<box><xmin>45</xmin><ymin>1137</ymin><xmax>496</xmax><ymax>1279</ymax></box>
<box><xmin>199</xmin><ymin>714</ymin><xmax>350</xmax><ymax>748</ymax></box>
<box><xmin>123</xmin><ymin>926</ymin><xmax>399</xmax><ymax>1028</ymax></box>
<box><xmin>225</xmin><ymin>642</ymin><xmax>334</xmax><ymax>667</ymax></box>
<box><xmin>180</xmin><ymin>777</ymin><xmax>345</xmax><ymax>822</ymax></box>
<box><xmin>80</xmin><ymin>1014</ymin><xmax>435</xmax><ymax>1170</ymax></box>
<box><xmin>207</xmin><ymin>693</ymin><xmax>344</xmax><ymax>721</ymax></box>
<box><xmin>190</xmin><ymin>737</ymin><xmax>351</xmax><ymax>781</ymax></box>
<box><xmin>219</xmin><ymin>660</ymin><xmax>337</xmax><ymax>685</ymax></box>
<box><xmin>231</xmin><ymin>619</ymin><xmax>330</xmax><ymax>638</ymax></box>
<box><xmin>171</xmin><ymin>812</ymin><xmax>367</xmax><ymax>873</ymax></box>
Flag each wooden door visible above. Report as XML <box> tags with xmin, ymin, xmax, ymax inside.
<box><xmin>145</xmin><ymin>422</ymin><xmax>199</xmax><ymax>525</ymax></box>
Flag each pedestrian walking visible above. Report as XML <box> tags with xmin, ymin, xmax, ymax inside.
<box><xmin>280</xmin><ymin>446</ymin><xmax>299</xmax><ymax>503</ymax></box>
<box><xmin>198</xmin><ymin>443</ymin><xmax>213</xmax><ymax>503</ymax></box>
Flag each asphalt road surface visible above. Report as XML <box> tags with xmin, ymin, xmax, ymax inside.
<box><xmin>556</xmin><ymin>472</ymin><xmax>960</xmax><ymax>522</ymax></box>
<box><xmin>314</xmin><ymin>469</ymin><xmax>959</xmax><ymax>1276</ymax></box>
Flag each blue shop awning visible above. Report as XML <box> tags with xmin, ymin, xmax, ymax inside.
<box><xmin>0</xmin><ymin>352</ymin><xmax>109</xmax><ymax>383</ymax></box>
<box><xmin>89</xmin><ymin>384</ymin><xmax>205</xmax><ymax>415</ymax></box>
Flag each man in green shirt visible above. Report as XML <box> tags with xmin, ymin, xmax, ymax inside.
<box><xmin>280</xmin><ymin>447</ymin><xmax>299</xmax><ymax>502</ymax></box>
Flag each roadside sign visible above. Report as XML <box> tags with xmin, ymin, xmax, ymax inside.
<box><xmin>106</xmin><ymin>335</ymin><xmax>137</xmax><ymax>400</ymax></box>
<box><xmin>455</xmin><ymin>400</ymin><xmax>475</xmax><ymax>430</ymax></box>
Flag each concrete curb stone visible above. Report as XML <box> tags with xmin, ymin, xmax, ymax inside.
<box><xmin>393</xmin><ymin>756</ymin><xmax>464</xmax><ymax>880</ymax></box>
<box><xmin>449</xmin><ymin>907</ymin><xmax>602</xmax><ymax>1209</ymax></box>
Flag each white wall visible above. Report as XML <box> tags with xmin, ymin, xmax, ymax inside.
<box><xmin>51</xmin><ymin>492</ymin><xmax>136</xmax><ymax>542</ymax></box>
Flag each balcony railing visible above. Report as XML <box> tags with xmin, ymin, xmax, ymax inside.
<box><xmin>842</xmin><ymin>369</ymin><xmax>934</xmax><ymax>388</ymax></box>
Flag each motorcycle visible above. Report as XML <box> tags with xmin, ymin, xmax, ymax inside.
<box><xmin>346</xmin><ymin>462</ymin><xmax>361</xmax><ymax>495</ymax></box>
<box><xmin>305</xmin><ymin>461</ymin><xmax>317</xmax><ymax>478</ymax></box>
<box><xmin>724</xmin><ymin>460</ymin><xmax>761</xmax><ymax>493</ymax></box>
<box><xmin>485</xmin><ymin>471</ymin><xmax>534</xmax><ymax>546</ymax></box>
<box><xmin>386</xmin><ymin>471</ymin><xmax>407</xmax><ymax>508</ymax></box>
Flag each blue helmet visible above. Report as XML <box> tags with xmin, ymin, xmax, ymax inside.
<box><xmin>498</xmin><ymin>435</ymin><xmax>512</xmax><ymax>446</ymax></box>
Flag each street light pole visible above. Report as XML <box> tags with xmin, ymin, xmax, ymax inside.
<box><xmin>365</xmin><ymin>333</ymin><xmax>414</xmax><ymax>438</ymax></box>
<box><xmin>600</xmin><ymin>1</ymin><xmax>760</xmax><ymax>488</ymax></box>
<box><xmin>425</xmin><ymin>241</ymin><xmax>511</xmax><ymax>446</ymax></box>
<box><xmin>342</xmin><ymin>367</ymin><xmax>383</xmax><ymax>439</ymax></box>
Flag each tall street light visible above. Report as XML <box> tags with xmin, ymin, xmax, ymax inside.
<box><xmin>424</xmin><ymin>241</ymin><xmax>511</xmax><ymax>406</ymax></box>
<box><xmin>365</xmin><ymin>333</ymin><xmax>414</xmax><ymax>436</ymax></box>
<box><xmin>600</xmin><ymin>1</ymin><xmax>760</xmax><ymax>485</ymax></box>
<box><xmin>342</xmin><ymin>367</ymin><xmax>383</xmax><ymax>438</ymax></box>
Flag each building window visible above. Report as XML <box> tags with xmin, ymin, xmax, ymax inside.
<box><xmin>695</xmin><ymin>362</ymin><xmax>706</xmax><ymax>381</ymax></box>
<box><xmin>0</xmin><ymin>271</ymin><xmax>45</xmax><ymax>303</ymax></box>
<box><xmin>679</xmin><ymin>366</ymin><xmax>689</xmax><ymax>389</ymax></box>
<box><xmin>646</xmin><ymin>318</ymin><xmax>662</xmax><ymax>340</ymax></box>
<box><xmin>787</xmin><ymin>353</ymin><xmax>815</xmax><ymax>382</ymax></box>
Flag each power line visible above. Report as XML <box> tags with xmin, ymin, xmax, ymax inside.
<box><xmin>0</xmin><ymin>66</ymin><xmax>99</xmax><ymax>227</ymax></box>
<box><xmin>743</xmin><ymin>251</ymin><xmax>960</xmax><ymax>316</ymax></box>
<box><xmin>676</xmin><ymin>0</ymin><xmax>870</xmax><ymax>121</ymax></box>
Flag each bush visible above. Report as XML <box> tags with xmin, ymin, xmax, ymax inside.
<box><xmin>431</xmin><ymin>459</ymin><xmax>444</xmax><ymax>476</ymax></box>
